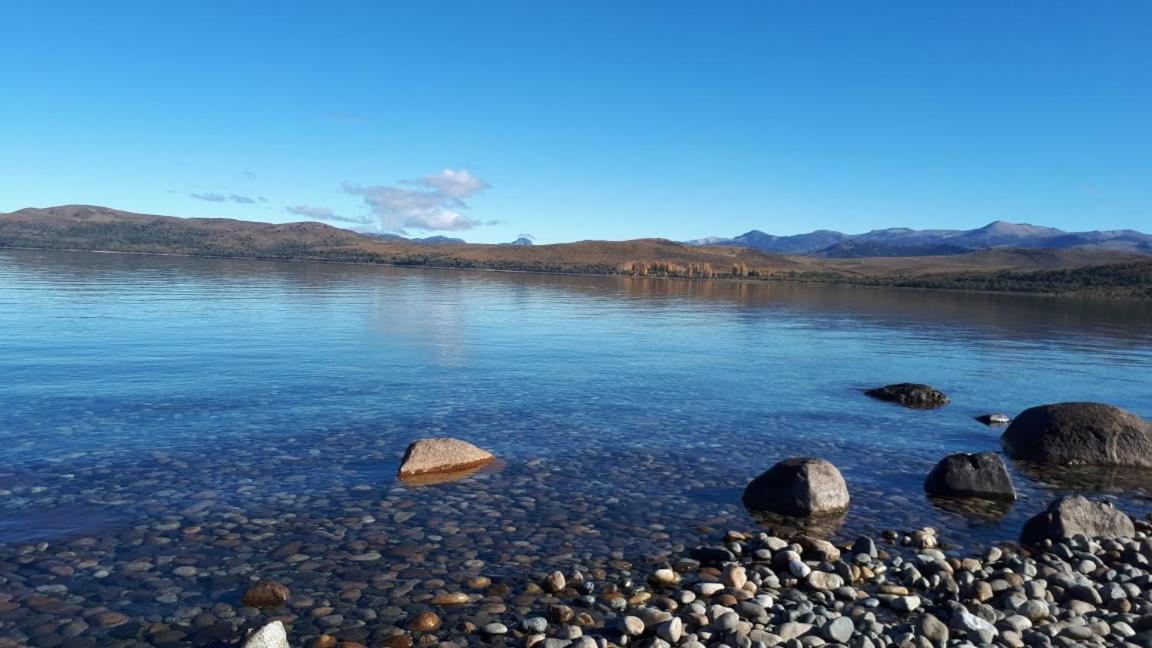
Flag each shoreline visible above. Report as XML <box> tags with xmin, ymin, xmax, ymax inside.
<box><xmin>231</xmin><ymin>517</ymin><xmax>1152</xmax><ymax>648</ymax></box>
<box><xmin>2</xmin><ymin>244</ymin><xmax>1146</xmax><ymax>303</ymax></box>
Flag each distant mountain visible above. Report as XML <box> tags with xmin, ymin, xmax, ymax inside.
<box><xmin>360</xmin><ymin>232</ymin><xmax>466</xmax><ymax>245</ymax></box>
<box><xmin>505</xmin><ymin>236</ymin><xmax>534</xmax><ymax>246</ymax></box>
<box><xmin>691</xmin><ymin>221</ymin><xmax>1152</xmax><ymax>257</ymax></box>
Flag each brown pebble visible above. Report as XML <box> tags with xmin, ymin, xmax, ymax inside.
<box><xmin>310</xmin><ymin>636</ymin><xmax>338</xmax><ymax>648</ymax></box>
<box><xmin>431</xmin><ymin>592</ymin><xmax>469</xmax><ymax>605</ymax></box>
<box><xmin>241</xmin><ymin>580</ymin><xmax>291</xmax><ymax>608</ymax></box>
<box><xmin>95</xmin><ymin>612</ymin><xmax>129</xmax><ymax>628</ymax></box>
<box><xmin>383</xmin><ymin>636</ymin><xmax>413</xmax><ymax>648</ymax></box>
<box><xmin>409</xmin><ymin>611</ymin><xmax>441</xmax><ymax>632</ymax></box>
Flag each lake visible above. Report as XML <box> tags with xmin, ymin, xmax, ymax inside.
<box><xmin>1</xmin><ymin>248</ymin><xmax>1151</xmax><ymax>646</ymax></box>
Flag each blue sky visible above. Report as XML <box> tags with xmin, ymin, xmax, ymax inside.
<box><xmin>1</xmin><ymin>2</ymin><xmax>1149</xmax><ymax>243</ymax></box>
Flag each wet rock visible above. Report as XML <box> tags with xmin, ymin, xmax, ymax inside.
<box><xmin>924</xmin><ymin>452</ymin><xmax>1017</xmax><ymax>501</ymax></box>
<box><xmin>1020</xmin><ymin>495</ymin><xmax>1135</xmax><ymax>547</ymax></box>
<box><xmin>865</xmin><ymin>383</ymin><xmax>949</xmax><ymax>408</ymax></box>
<box><xmin>397</xmin><ymin>438</ymin><xmax>496</xmax><ymax>478</ymax></box>
<box><xmin>742</xmin><ymin>457</ymin><xmax>849</xmax><ymax>517</ymax></box>
<box><xmin>243</xmin><ymin>621</ymin><xmax>290</xmax><ymax>648</ymax></box>
<box><xmin>1002</xmin><ymin>402</ymin><xmax>1152</xmax><ymax>467</ymax></box>
<box><xmin>241</xmin><ymin>580</ymin><xmax>291</xmax><ymax>608</ymax></box>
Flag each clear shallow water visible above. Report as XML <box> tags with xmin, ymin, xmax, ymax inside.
<box><xmin>1</xmin><ymin>249</ymin><xmax>1151</xmax><ymax>646</ymax></box>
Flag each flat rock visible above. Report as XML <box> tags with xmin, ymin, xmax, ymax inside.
<box><xmin>924</xmin><ymin>452</ymin><xmax>1017</xmax><ymax>501</ymax></box>
<box><xmin>1002</xmin><ymin>402</ymin><xmax>1152</xmax><ymax>467</ymax></box>
<box><xmin>398</xmin><ymin>438</ymin><xmax>496</xmax><ymax>479</ymax></box>
<box><xmin>865</xmin><ymin>383</ymin><xmax>949</xmax><ymax>408</ymax></box>
<box><xmin>742</xmin><ymin>457</ymin><xmax>849</xmax><ymax>517</ymax></box>
<box><xmin>1019</xmin><ymin>495</ymin><xmax>1135</xmax><ymax>547</ymax></box>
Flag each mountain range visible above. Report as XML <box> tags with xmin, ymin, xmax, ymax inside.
<box><xmin>688</xmin><ymin>221</ymin><xmax>1152</xmax><ymax>257</ymax></box>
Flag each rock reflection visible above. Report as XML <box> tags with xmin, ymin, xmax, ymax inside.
<box><xmin>746</xmin><ymin>509</ymin><xmax>848</xmax><ymax>539</ymax></box>
<box><xmin>1012</xmin><ymin>461</ymin><xmax>1152</xmax><ymax>495</ymax></box>
<box><xmin>926</xmin><ymin>496</ymin><xmax>1014</xmax><ymax>522</ymax></box>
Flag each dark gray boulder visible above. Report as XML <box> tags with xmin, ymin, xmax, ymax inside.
<box><xmin>865</xmin><ymin>383</ymin><xmax>949</xmax><ymax>408</ymax></box>
<box><xmin>1001</xmin><ymin>402</ymin><xmax>1152</xmax><ymax>467</ymax></box>
<box><xmin>1019</xmin><ymin>495</ymin><xmax>1135</xmax><ymax>547</ymax></box>
<box><xmin>742</xmin><ymin>458</ymin><xmax>850</xmax><ymax>517</ymax></box>
<box><xmin>923</xmin><ymin>452</ymin><xmax>1017</xmax><ymax>501</ymax></box>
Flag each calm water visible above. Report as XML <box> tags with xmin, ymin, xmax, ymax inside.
<box><xmin>1</xmin><ymin>248</ymin><xmax>1151</xmax><ymax>646</ymax></box>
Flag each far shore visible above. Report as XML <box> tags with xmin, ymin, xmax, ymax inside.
<box><xmin>4</xmin><ymin>244</ymin><xmax>1150</xmax><ymax>303</ymax></box>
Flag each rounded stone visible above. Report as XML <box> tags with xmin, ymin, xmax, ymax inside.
<box><xmin>924</xmin><ymin>452</ymin><xmax>1017</xmax><ymax>501</ymax></box>
<box><xmin>1020</xmin><ymin>495</ymin><xmax>1135</xmax><ymax>547</ymax></box>
<box><xmin>742</xmin><ymin>457</ymin><xmax>850</xmax><ymax>517</ymax></box>
<box><xmin>1002</xmin><ymin>402</ymin><xmax>1152</xmax><ymax>467</ymax></box>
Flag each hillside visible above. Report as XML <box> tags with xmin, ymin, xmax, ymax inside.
<box><xmin>2</xmin><ymin>205</ymin><xmax>1150</xmax><ymax>298</ymax></box>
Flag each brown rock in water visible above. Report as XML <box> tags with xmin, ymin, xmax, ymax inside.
<box><xmin>742</xmin><ymin>458</ymin><xmax>850</xmax><ymax>517</ymax></box>
<box><xmin>1002</xmin><ymin>402</ymin><xmax>1152</xmax><ymax>467</ymax></box>
<box><xmin>865</xmin><ymin>383</ymin><xmax>949</xmax><ymax>408</ymax></box>
<box><xmin>241</xmin><ymin>580</ymin><xmax>291</xmax><ymax>608</ymax></box>
<box><xmin>430</xmin><ymin>592</ymin><xmax>470</xmax><ymax>605</ymax></box>
<box><xmin>1020</xmin><ymin>495</ymin><xmax>1135</xmax><ymax>547</ymax></box>
<box><xmin>382</xmin><ymin>636</ymin><xmax>413</xmax><ymax>648</ymax></box>
<box><xmin>398</xmin><ymin>438</ymin><xmax>496</xmax><ymax>479</ymax></box>
<box><xmin>408</xmin><ymin>611</ymin><xmax>442</xmax><ymax>632</ymax></box>
<box><xmin>94</xmin><ymin>611</ymin><xmax>130</xmax><ymax>628</ymax></box>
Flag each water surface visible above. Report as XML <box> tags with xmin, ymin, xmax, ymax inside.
<box><xmin>1</xmin><ymin>249</ymin><xmax>1150</xmax><ymax>646</ymax></box>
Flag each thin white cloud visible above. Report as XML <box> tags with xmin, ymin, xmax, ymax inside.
<box><xmin>285</xmin><ymin>205</ymin><xmax>369</xmax><ymax>224</ymax></box>
<box><xmin>189</xmin><ymin>192</ymin><xmax>258</xmax><ymax>204</ymax></box>
<box><xmin>343</xmin><ymin>168</ymin><xmax>492</xmax><ymax>234</ymax></box>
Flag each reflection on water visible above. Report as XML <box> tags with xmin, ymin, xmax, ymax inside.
<box><xmin>0</xmin><ymin>248</ymin><xmax>1151</xmax><ymax>644</ymax></box>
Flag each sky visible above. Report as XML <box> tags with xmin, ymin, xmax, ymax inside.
<box><xmin>1</xmin><ymin>2</ymin><xmax>1149</xmax><ymax>244</ymax></box>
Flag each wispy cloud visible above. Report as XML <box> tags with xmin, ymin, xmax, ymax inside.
<box><xmin>189</xmin><ymin>192</ymin><xmax>259</xmax><ymax>204</ymax></box>
<box><xmin>285</xmin><ymin>205</ymin><xmax>370</xmax><ymax>224</ymax></box>
<box><xmin>344</xmin><ymin>168</ymin><xmax>492</xmax><ymax>234</ymax></box>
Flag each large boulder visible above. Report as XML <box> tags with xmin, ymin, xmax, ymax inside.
<box><xmin>924</xmin><ymin>452</ymin><xmax>1017</xmax><ymax>501</ymax></box>
<box><xmin>742</xmin><ymin>458</ymin><xmax>850</xmax><ymax>517</ymax></box>
<box><xmin>865</xmin><ymin>383</ymin><xmax>949</xmax><ymax>408</ymax></box>
<box><xmin>1019</xmin><ymin>495</ymin><xmax>1135</xmax><ymax>547</ymax></box>
<box><xmin>398</xmin><ymin>438</ymin><xmax>496</xmax><ymax>479</ymax></box>
<box><xmin>1001</xmin><ymin>402</ymin><xmax>1152</xmax><ymax>467</ymax></box>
